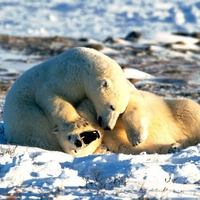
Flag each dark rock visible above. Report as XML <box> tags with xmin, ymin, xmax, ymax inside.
<box><xmin>104</xmin><ymin>37</ymin><xmax>117</xmax><ymax>43</ymax></box>
<box><xmin>173</xmin><ymin>32</ymin><xmax>200</xmax><ymax>39</ymax></box>
<box><xmin>125</xmin><ymin>31</ymin><xmax>141</xmax><ymax>42</ymax></box>
<box><xmin>0</xmin><ymin>34</ymin><xmax>85</xmax><ymax>56</ymax></box>
<box><xmin>84</xmin><ymin>43</ymin><xmax>104</xmax><ymax>51</ymax></box>
<box><xmin>79</xmin><ymin>38</ymin><xmax>89</xmax><ymax>42</ymax></box>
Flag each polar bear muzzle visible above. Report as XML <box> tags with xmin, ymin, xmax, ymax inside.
<box><xmin>98</xmin><ymin>116</ymin><xmax>111</xmax><ymax>130</ymax></box>
<box><xmin>70</xmin><ymin>130</ymin><xmax>101</xmax><ymax>148</ymax></box>
<box><xmin>80</xmin><ymin>130</ymin><xmax>100</xmax><ymax>144</ymax></box>
<box><xmin>98</xmin><ymin>109</ymin><xmax>120</xmax><ymax>130</ymax></box>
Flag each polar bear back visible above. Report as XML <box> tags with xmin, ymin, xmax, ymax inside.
<box><xmin>5</xmin><ymin>47</ymin><xmax>130</xmax><ymax>113</ymax></box>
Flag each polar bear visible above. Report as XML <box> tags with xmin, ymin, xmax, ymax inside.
<box><xmin>106</xmin><ymin>89</ymin><xmax>200</xmax><ymax>154</ymax></box>
<box><xmin>76</xmin><ymin>87</ymin><xmax>200</xmax><ymax>155</ymax></box>
<box><xmin>3</xmin><ymin>47</ymin><xmax>130</xmax><ymax>151</ymax></box>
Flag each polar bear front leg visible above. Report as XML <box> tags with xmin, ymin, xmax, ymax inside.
<box><xmin>36</xmin><ymin>93</ymin><xmax>82</xmax><ymax>124</ymax></box>
<box><xmin>121</xmin><ymin>99</ymin><xmax>149</xmax><ymax>146</ymax></box>
<box><xmin>121</xmin><ymin>89</ymin><xmax>151</xmax><ymax>146</ymax></box>
<box><xmin>122</xmin><ymin>116</ymin><xmax>149</xmax><ymax>146</ymax></box>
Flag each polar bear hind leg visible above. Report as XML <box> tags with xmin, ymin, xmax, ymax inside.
<box><xmin>4</xmin><ymin>103</ymin><xmax>62</xmax><ymax>151</ymax></box>
<box><xmin>165</xmin><ymin>98</ymin><xmax>200</xmax><ymax>148</ymax></box>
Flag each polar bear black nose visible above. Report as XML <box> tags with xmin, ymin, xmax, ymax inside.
<box><xmin>104</xmin><ymin>126</ymin><xmax>111</xmax><ymax>131</ymax></box>
<box><xmin>98</xmin><ymin>116</ymin><xmax>103</xmax><ymax>127</ymax></box>
<box><xmin>98</xmin><ymin>116</ymin><xmax>111</xmax><ymax>130</ymax></box>
<box><xmin>80</xmin><ymin>130</ymin><xmax>101</xmax><ymax>144</ymax></box>
<box><xmin>74</xmin><ymin>139</ymin><xmax>82</xmax><ymax>147</ymax></box>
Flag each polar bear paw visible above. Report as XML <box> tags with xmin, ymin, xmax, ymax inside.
<box><xmin>123</xmin><ymin>117</ymin><xmax>149</xmax><ymax>146</ymax></box>
<box><xmin>130</xmin><ymin>134</ymin><xmax>142</xmax><ymax>146</ymax></box>
<box><xmin>126</xmin><ymin>125</ymin><xmax>148</xmax><ymax>146</ymax></box>
<box><xmin>127</xmin><ymin>132</ymin><xmax>148</xmax><ymax>146</ymax></box>
<box><xmin>94</xmin><ymin>143</ymin><xmax>108</xmax><ymax>154</ymax></box>
<box><xmin>72</xmin><ymin>117</ymin><xmax>90</xmax><ymax>129</ymax></box>
<box><xmin>167</xmin><ymin>143</ymin><xmax>182</xmax><ymax>153</ymax></box>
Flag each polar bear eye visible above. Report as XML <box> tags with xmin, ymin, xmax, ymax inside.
<box><xmin>110</xmin><ymin>105</ymin><xmax>116</xmax><ymax>111</ymax></box>
<box><xmin>100</xmin><ymin>79</ymin><xmax>110</xmax><ymax>88</ymax></box>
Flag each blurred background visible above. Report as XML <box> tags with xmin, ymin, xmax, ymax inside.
<box><xmin>0</xmin><ymin>0</ymin><xmax>200</xmax><ymax>39</ymax></box>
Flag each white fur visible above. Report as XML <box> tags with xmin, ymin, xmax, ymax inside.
<box><xmin>76</xmin><ymin>87</ymin><xmax>200</xmax><ymax>155</ymax></box>
<box><xmin>3</xmin><ymin>47</ymin><xmax>130</xmax><ymax>154</ymax></box>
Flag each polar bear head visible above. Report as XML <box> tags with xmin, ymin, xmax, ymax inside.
<box><xmin>52</xmin><ymin>119</ymin><xmax>102</xmax><ymax>157</ymax></box>
<box><xmin>91</xmin><ymin>77</ymin><xmax>130</xmax><ymax>131</ymax></box>
<box><xmin>80</xmin><ymin>47</ymin><xmax>130</xmax><ymax>130</ymax></box>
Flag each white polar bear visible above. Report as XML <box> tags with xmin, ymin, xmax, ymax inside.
<box><xmin>3</xmin><ymin>47</ymin><xmax>130</xmax><ymax>152</ymax></box>
<box><xmin>108</xmin><ymin>89</ymin><xmax>200</xmax><ymax>154</ymax></box>
<box><xmin>75</xmin><ymin>87</ymin><xmax>200</xmax><ymax>155</ymax></box>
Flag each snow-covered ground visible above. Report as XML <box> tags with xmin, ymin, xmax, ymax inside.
<box><xmin>0</xmin><ymin>66</ymin><xmax>200</xmax><ymax>199</ymax></box>
<box><xmin>1</xmin><ymin>123</ymin><xmax>200</xmax><ymax>199</ymax></box>
<box><xmin>0</xmin><ymin>0</ymin><xmax>200</xmax><ymax>39</ymax></box>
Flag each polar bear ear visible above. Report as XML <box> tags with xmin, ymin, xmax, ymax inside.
<box><xmin>100</xmin><ymin>79</ymin><xmax>111</xmax><ymax>88</ymax></box>
<box><xmin>52</xmin><ymin>127</ymin><xmax>59</xmax><ymax>135</ymax></box>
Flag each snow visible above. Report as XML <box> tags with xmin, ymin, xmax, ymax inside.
<box><xmin>1</xmin><ymin>119</ymin><xmax>200</xmax><ymax>199</ymax></box>
<box><xmin>0</xmin><ymin>49</ymin><xmax>41</xmax><ymax>73</ymax></box>
<box><xmin>123</xmin><ymin>68</ymin><xmax>155</xmax><ymax>80</ymax></box>
<box><xmin>1</xmin><ymin>0</ymin><xmax>200</xmax><ymax>198</ymax></box>
<box><xmin>139</xmin><ymin>32</ymin><xmax>199</xmax><ymax>45</ymax></box>
<box><xmin>0</xmin><ymin>0</ymin><xmax>200</xmax><ymax>39</ymax></box>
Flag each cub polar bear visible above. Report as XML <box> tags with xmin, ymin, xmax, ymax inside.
<box><xmin>76</xmin><ymin>87</ymin><xmax>200</xmax><ymax>155</ymax></box>
<box><xmin>3</xmin><ymin>47</ymin><xmax>130</xmax><ymax>151</ymax></box>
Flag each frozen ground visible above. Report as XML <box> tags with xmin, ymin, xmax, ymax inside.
<box><xmin>0</xmin><ymin>0</ymin><xmax>200</xmax><ymax>39</ymax></box>
<box><xmin>0</xmin><ymin>124</ymin><xmax>200</xmax><ymax>199</ymax></box>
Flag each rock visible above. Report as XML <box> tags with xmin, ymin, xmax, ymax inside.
<box><xmin>173</xmin><ymin>32</ymin><xmax>200</xmax><ymax>39</ymax></box>
<box><xmin>125</xmin><ymin>31</ymin><xmax>141</xmax><ymax>42</ymax></box>
<box><xmin>84</xmin><ymin>43</ymin><xmax>104</xmax><ymax>51</ymax></box>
